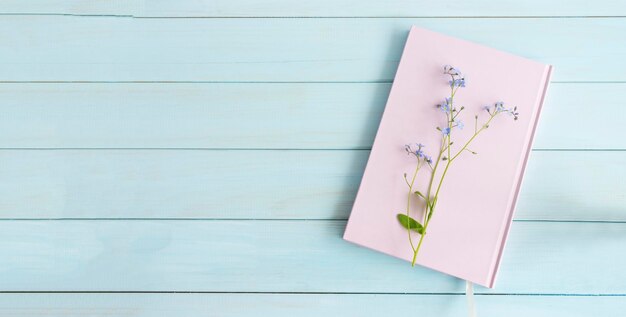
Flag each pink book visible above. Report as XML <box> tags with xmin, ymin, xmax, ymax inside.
<box><xmin>343</xmin><ymin>26</ymin><xmax>553</xmax><ymax>288</ymax></box>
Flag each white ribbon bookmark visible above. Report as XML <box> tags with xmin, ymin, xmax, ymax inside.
<box><xmin>465</xmin><ymin>281</ymin><xmax>477</xmax><ymax>317</ymax></box>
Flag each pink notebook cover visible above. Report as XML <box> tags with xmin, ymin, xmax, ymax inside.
<box><xmin>343</xmin><ymin>26</ymin><xmax>553</xmax><ymax>288</ymax></box>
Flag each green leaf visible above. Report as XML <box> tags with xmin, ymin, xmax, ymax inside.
<box><xmin>397</xmin><ymin>214</ymin><xmax>424</xmax><ymax>234</ymax></box>
<box><xmin>413</xmin><ymin>191</ymin><xmax>425</xmax><ymax>199</ymax></box>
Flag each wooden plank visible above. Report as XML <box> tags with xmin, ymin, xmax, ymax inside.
<box><xmin>0</xmin><ymin>83</ymin><xmax>622</xmax><ymax>150</ymax></box>
<box><xmin>1</xmin><ymin>0</ymin><xmax>624</xmax><ymax>17</ymax></box>
<box><xmin>0</xmin><ymin>293</ymin><xmax>624</xmax><ymax>317</ymax></box>
<box><xmin>0</xmin><ymin>150</ymin><xmax>622</xmax><ymax>220</ymax></box>
<box><xmin>0</xmin><ymin>17</ymin><xmax>623</xmax><ymax>82</ymax></box>
<box><xmin>0</xmin><ymin>220</ymin><xmax>623</xmax><ymax>294</ymax></box>
<box><xmin>0</xmin><ymin>1</ymin><xmax>137</xmax><ymax>16</ymax></box>
<box><xmin>140</xmin><ymin>1</ymin><xmax>626</xmax><ymax>17</ymax></box>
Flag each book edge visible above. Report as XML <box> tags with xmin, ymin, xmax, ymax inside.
<box><xmin>343</xmin><ymin>26</ymin><xmax>418</xmax><ymax>241</ymax></box>
<box><xmin>486</xmin><ymin>64</ymin><xmax>555</xmax><ymax>288</ymax></box>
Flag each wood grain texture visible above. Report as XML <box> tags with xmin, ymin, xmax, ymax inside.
<box><xmin>0</xmin><ymin>150</ymin><xmax>623</xmax><ymax>220</ymax></box>
<box><xmin>0</xmin><ymin>293</ymin><xmax>624</xmax><ymax>317</ymax></box>
<box><xmin>1</xmin><ymin>2</ymin><xmax>624</xmax><ymax>314</ymax></box>
<box><xmin>1</xmin><ymin>0</ymin><xmax>624</xmax><ymax>17</ymax></box>
<box><xmin>0</xmin><ymin>220</ymin><xmax>624</xmax><ymax>294</ymax></box>
<box><xmin>0</xmin><ymin>83</ymin><xmax>623</xmax><ymax>150</ymax></box>
<box><xmin>0</xmin><ymin>17</ymin><xmax>623</xmax><ymax>82</ymax></box>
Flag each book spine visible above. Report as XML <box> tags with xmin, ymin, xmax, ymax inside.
<box><xmin>487</xmin><ymin>65</ymin><xmax>554</xmax><ymax>288</ymax></box>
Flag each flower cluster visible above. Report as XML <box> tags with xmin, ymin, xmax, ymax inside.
<box><xmin>436</xmin><ymin>66</ymin><xmax>468</xmax><ymax>136</ymax></box>
<box><xmin>484</xmin><ymin>101</ymin><xmax>520</xmax><ymax>120</ymax></box>
<box><xmin>405</xmin><ymin>143</ymin><xmax>432</xmax><ymax>164</ymax></box>
<box><xmin>444</xmin><ymin>65</ymin><xmax>462</xmax><ymax>76</ymax></box>
<box><xmin>444</xmin><ymin>65</ymin><xmax>466</xmax><ymax>88</ymax></box>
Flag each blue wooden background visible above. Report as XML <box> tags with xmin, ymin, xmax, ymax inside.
<box><xmin>0</xmin><ymin>1</ymin><xmax>625</xmax><ymax>316</ymax></box>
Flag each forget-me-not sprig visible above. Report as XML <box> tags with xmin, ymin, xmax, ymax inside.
<box><xmin>398</xmin><ymin>64</ymin><xmax>520</xmax><ymax>267</ymax></box>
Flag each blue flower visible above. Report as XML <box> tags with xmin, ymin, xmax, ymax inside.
<box><xmin>439</xmin><ymin>98</ymin><xmax>452</xmax><ymax>113</ymax></box>
<box><xmin>456</xmin><ymin>120</ymin><xmax>465</xmax><ymax>130</ymax></box>
<box><xmin>413</xmin><ymin>143</ymin><xmax>426</xmax><ymax>158</ymax></box>
<box><xmin>449</xmin><ymin>78</ymin><xmax>466</xmax><ymax>88</ymax></box>
<box><xmin>494</xmin><ymin>101</ymin><xmax>505</xmax><ymax>112</ymax></box>
<box><xmin>441</xmin><ymin>127</ymin><xmax>451</xmax><ymax>136</ymax></box>
<box><xmin>424</xmin><ymin>155</ymin><xmax>433</xmax><ymax>164</ymax></box>
<box><xmin>405</xmin><ymin>143</ymin><xmax>431</xmax><ymax>161</ymax></box>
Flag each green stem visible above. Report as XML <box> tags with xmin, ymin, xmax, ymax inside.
<box><xmin>411</xmin><ymin>156</ymin><xmax>450</xmax><ymax>265</ymax></box>
<box><xmin>410</xmin><ymin>138</ymin><xmax>444</xmax><ymax>266</ymax></box>
<box><xmin>406</xmin><ymin>160</ymin><xmax>422</xmax><ymax>256</ymax></box>
<box><xmin>410</xmin><ymin>112</ymin><xmax>502</xmax><ymax>265</ymax></box>
<box><xmin>422</xmin><ymin>136</ymin><xmax>445</xmax><ymax>224</ymax></box>
<box><xmin>410</xmin><ymin>80</ymin><xmax>462</xmax><ymax>266</ymax></box>
<box><xmin>412</xmin><ymin>224</ymin><xmax>427</xmax><ymax>265</ymax></box>
<box><xmin>451</xmin><ymin>113</ymin><xmax>498</xmax><ymax>162</ymax></box>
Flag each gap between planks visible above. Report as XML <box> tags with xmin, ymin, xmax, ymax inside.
<box><xmin>0</xmin><ymin>81</ymin><xmax>624</xmax><ymax>84</ymax></box>
<box><xmin>1</xmin><ymin>14</ymin><xmax>626</xmax><ymax>19</ymax></box>
<box><xmin>0</xmin><ymin>148</ymin><xmax>622</xmax><ymax>151</ymax></box>
<box><xmin>0</xmin><ymin>219</ymin><xmax>624</xmax><ymax>224</ymax></box>
<box><xmin>0</xmin><ymin>291</ymin><xmax>623</xmax><ymax>296</ymax></box>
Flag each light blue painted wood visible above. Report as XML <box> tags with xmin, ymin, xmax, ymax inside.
<box><xmin>0</xmin><ymin>1</ymin><xmax>136</xmax><ymax>16</ymax></box>
<box><xmin>0</xmin><ymin>220</ymin><xmax>624</xmax><ymax>294</ymax></box>
<box><xmin>140</xmin><ymin>0</ymin><xmax>626</xmax><ymax>17</ymax></box>
<box><xmin>0</xmin><ymin>2</ymin><xmax>623</xmax><ymax>314</ymax></box>
<box><xmin>0</xmin><ymin>293</ymin><xmax>624</xmax><ymax>317</ymax></box>
<box><xmin>0</xmin><ymin>83</ymin><xmax>622</xmax><ymax>150</ymax></box>
<box><xmin>2</xmin><ymin>0</ymin><xmax>625</xmax><ymax>17</ymax></box>
<box><xmin>0</xmin><ymin>17</ymin><xmax>623</xmax><ymax>82</ymax></box>
<box><xmin>0</xmin><ymin>150</ymin><xmax>622</xmax><ymax>220</ymax></box>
